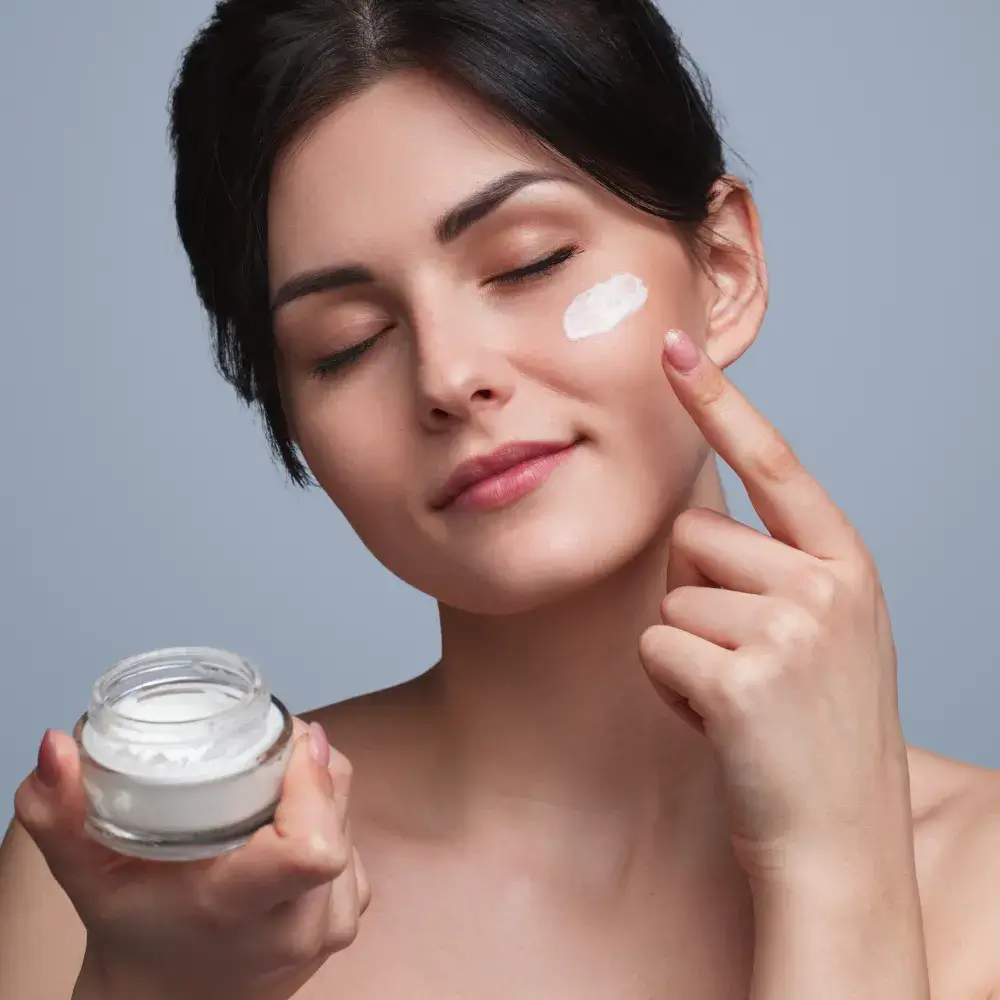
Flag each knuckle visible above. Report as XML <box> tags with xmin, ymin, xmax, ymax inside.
<box><xmin>289</xmin><ymin>832</ymin><xmax>351</xmax><ymax>882</ymax></box>
<box><xmin>726</xmin><ymin>652</ymin><xmax>779</xmax><ymax>713</ymax></box>
<box><xmin>761</xmin><ymin>605</ymin><xmax>820</xmax><ymax>647</ymax></box>
<box><xmin>328</xmin><ymin>752</ymin><xmax>354</xmax><ymax>796</ymax></box>
<box><xmin>794</xmin><ymin>564</ymin><xmax>838</xmax><ymax>611</ymax></box>
<box><xmin>671</xmin><ymin>507</ymin><xmax>711</xmax><ymax>549</ymax></box>
<box><xmin>660</xmin><ymin>586</ymin><xmax>693</xmax><ymax>623</ymax></box>
<box><xmin>693</xmin><ymin>371</ymin><xmax>727</xmax><ymax>407</ymax></box>
<box><xmin>696</xmin><ymin>669</ymin><xmax>731</xmax><ymax>715</ymax></box>
<box><xmin>839</xmin><ymin>550</ymin><xmax>878</xmax><ymax>595</ymax></box>
<box><xmin>325</xmin><ymin>913</ymin><xmax>360</xmax><ymax>952</ymax></box>
<box><xmin>190</xmin><ymin>888</ymin><xmax>240</xmax><ymax>932</ymax></box>
<box><xmin>12</xmin><ymin>782</ymin><xmax>48</xmax><ymax>835</ymax></box>
<box><xmin>282</xmin><ymin>920</ymin><xmax>328</xmax><ymax>967</ymax></box>
<box><xmin>659</xmin><ymin>595</ymin><xmax>671</xmax><ymax>623</ymax></box>
<box><xmin>327</xmin><ymin>836</ymin><xmax>353</xmax><ymax>878</ymax></box>
<box><xmin>638</xmin><ymin>625</ymin><xmax>670</xmax><ymax>671</ymax></box>
<box><xmin>329</xmin><ymin>751</ymin><xmax>353</xmax><ymax>779</ymax></box>
<box><xmin>749</xmin><ymin>434</ymin><xmax>800</xmax><ymax>486</ymax></box>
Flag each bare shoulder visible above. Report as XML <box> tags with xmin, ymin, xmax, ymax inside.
<box><xmin>907</xmin><ymin>744</ymin><xmax>1000</xmax><ymax>999</ymax></box>
<box><xmin>301</xmin><ymin>675</ymin><xmax>434</xmax><ymax>767</ymax></box>
<box><xmin>0</xmin><ymin>818</ymin><xmax>86</xmax><ymax>1000</ymax></box>
<box><xmin>301</xmin><ymin>673</ymin><xmax>442</xmax><ymax>833</ymax></box>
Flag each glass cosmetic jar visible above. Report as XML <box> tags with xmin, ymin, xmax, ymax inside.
<box><xmin>73</xmin><ymin>647</ymin><xmax>293</xmax><ymax>862</ymax></box>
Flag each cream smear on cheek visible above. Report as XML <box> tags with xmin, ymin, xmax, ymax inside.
<box><xmin>562</xmin><ymin>273</ymin><xmax>649</xmax><ymax>341</ymax></box>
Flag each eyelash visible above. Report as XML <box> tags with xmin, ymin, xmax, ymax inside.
<box><xmin>489</xmin><ymin>244</ymin><xmax>580</xmax><ymax>286</ymax></box>
<box><xmin>308</xmin><ymin>244</ymin><xmax>580</xmax><ymax>378</ymax></box>
<box><xmin>309</xmin><ymin>330</ymin><xmax>388</xmax><ymax>378</ymax></box>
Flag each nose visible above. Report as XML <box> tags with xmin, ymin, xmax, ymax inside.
<box><xmin>413</xmin><ymin>312</ymin><xmax>515</xmax><ymax>431</ymax></box>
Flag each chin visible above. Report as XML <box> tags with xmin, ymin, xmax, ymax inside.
<box><xmin>393</xmin><ymin>503</ymin><xmax>661</xmax><ymax>616</ymax></box>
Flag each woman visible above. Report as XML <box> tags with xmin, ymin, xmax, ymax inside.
<box><xmin>2</xmin><ymin>1</ymin><xmax>998</xmax><ymax>997</ymax></box>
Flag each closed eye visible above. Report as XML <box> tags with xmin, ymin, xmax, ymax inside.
<box><xmin>308</xmin><ymin>327</ymin><xmax>393</xmax><ymax>378</ymax></box>
<box><xmin>307</xmin><ymin>245</ymin><xmax>579</xmax><ymax>378</ymax></box>
<box><xmin>489</xmin><ymin>245</ymin><xmax>579</xmax><ymax>286</ymax></box>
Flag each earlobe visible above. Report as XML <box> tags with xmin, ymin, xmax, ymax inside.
<box><xmin>701</xmin><ymin>176</ymin><xmax>769</xmax><ymax>370</ymax></box>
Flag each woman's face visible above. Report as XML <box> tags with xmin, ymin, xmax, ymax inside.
<box><xmin>269</xmin><ymin>71</ymin><xmax>761</xmax><ymax>614</ymax></box>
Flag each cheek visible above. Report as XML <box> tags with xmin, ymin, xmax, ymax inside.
<box><xmin>520</xmin><ymin>247</ymin><xmax>704</xmax><ymax>386</ymax></box>
<box><xmin>528</xmin><ymin>276</ymin><xmax>698</xmax><ymax>420</ymax></box>
<box><xmin>551</xmin><ymin>276</ymin><xmax>707</xmax><ymax>498</ymax></box>
<box><xmin>290</xmin><ymin>387</ymin><xmax>413</xmax><ymax>521</ymax></box>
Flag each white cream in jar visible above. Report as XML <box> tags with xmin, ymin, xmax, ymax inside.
<box><xmin>74</xmin><ymin>647</ymin><xmax>293</xmax><ymax>861</ymax></box>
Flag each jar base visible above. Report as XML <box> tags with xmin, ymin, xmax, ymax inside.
<box><xmin>84</xmin><ymin>804</ymin><xmax>277</xmax><ymax>862</ymax></box>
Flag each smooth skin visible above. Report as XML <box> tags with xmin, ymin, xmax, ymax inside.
<box><xmin>2</xmin><ymin>70</ymin><xmax>1000</xmax><ymax>1000</ymax></box>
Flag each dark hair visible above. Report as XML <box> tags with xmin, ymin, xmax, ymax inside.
<box><xmin>169</xmin><ymin>0</ymin><xmax>727</xmax><ymax>485</ymax></box>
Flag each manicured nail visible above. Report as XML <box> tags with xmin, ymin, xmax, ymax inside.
<box><xmin>35</xmin><ymin>730</ymin><xmax>60</xmax><ymax>788</ymax></box>
<box><xmin>309</xmin><ymin>722</ymin><xmax>331</xmax><ymax>768</ymax></box>
<box><xmin>663</xmin><ymin>329</ymin><xmax>701</xmax><ymax>374</ymax></box>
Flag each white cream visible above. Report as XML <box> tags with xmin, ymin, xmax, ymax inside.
<box><xmin>562</xmin><ymin>272</ymin><xmax>648</xmax><ymax>341</ymax></box>
<box><xmin>82</xmin><ymin>689</ymin><xmax>286</xmax><ymax>778</ymax></box>
<box><xmin>76</xmin><ymin>648</ymin><xmax>292</xmax><ymax>857</ymax></box>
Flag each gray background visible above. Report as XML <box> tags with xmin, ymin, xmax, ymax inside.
<box><xmin>1</xmin><ymin>0</ymin><xmax>997</xmax><ymax>811</ymax></box>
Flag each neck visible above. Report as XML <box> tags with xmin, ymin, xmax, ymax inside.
<box><xmin>422</xmin><ymin>459</ymin><xmax>735</xmax><ymax>878</ymax></box>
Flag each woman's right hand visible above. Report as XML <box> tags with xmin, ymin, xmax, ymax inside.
<box><xmin>13</xmin><ymin>719</ymin><xmax>370</xmax><ymax>1000</ymax></box>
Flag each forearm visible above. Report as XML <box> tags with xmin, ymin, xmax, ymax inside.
<box><xmin>749</xmin><ymin>855</ymin><xmax>930</xmax><ymax>1000</ymax></box>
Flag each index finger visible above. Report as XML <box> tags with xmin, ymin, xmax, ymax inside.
<box><xmin>13</xmin><ymin>730</ymin><xmax>133</xmax><ymax>884</ymax></box>
<box><xmin>661</xmin><ymin>329</ymin><xmax>857</xmax><ymax>559</ymax></box>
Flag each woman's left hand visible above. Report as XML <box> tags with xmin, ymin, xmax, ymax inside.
<box><xmin>639</xmin><ymin>328</ymin><xmax>911</xmax><ymax>888</ymax></box>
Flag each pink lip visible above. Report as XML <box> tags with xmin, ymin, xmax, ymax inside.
<box><xmin>432</xmin><ymin>440</ymin><xmax>579</xmax><ymax>512</ymax></box>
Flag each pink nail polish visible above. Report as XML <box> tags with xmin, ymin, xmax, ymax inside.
<box><xmin>309</xmin><ymin>722</ymin><xmax>331</xmax><ymax>768</ymax></box>
<box><xmin>663</xmin><ymin>329</ymin><xmax>701</xmax><ymax>373</ymax></box>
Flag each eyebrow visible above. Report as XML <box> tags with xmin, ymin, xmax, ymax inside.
<box><xmin>270</xmin><ymin>265</ymin><xmax>374</xmax><ymax>313</ymax></box>
<box><xmin>434</xmin><ymin>169</ymin><xmax>568</xmax><ymax>244</ymax></box>
<box><xmin>271</xmin><ymin>169</ymin><xmax>569</xmax><ymax>312</ymax></box>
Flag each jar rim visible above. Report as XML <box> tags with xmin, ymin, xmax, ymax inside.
<box><xmin>90</xmin><ymin>646</ymin><xmax>263</xmax><ymax>727</ymax></box>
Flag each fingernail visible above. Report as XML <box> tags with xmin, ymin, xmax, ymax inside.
<box><xmin>309</xmin><ymin>722</ymin><xmax>331</xmax><ymax>768</ymax></box>
<box><xmin>35</xmin><ymin>730</ymin><xmax>60</xmax><ymax>788</ymax></box>
<box><xmin>663</xmin><ymin>329</ymin><xmax>701</xmax><ymax>373</ymax></box>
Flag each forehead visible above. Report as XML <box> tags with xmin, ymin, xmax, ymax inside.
<box><xmin>268</xmin><ymin>71</ymin><xmax>562</xmax><ymax>276</ymax></box>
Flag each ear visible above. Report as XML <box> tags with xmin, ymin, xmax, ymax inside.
<box><xmin>699</xmin><ymin>176</ymin><xmax>769</xmax><ymax>369</ymax></box>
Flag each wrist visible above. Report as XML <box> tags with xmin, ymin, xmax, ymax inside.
<box><xmin>747</xmin><ymin>812</ymin><xmax>920</xmax><ymax>896</ymax></box>
<box><xmin>72</xmin><ymin>950</ymin><xmax>136</xmax><ymax>1000</ymax></box>
<box><xmin>74</xmin><ymin>948</ymin><xmax>199</xmax><ymax>1000</ymax></box>
<box><xmin>749</xmin><ymin>859</ymin><xmax>929</xmax><ymax>1000</ymax></box>
<box><xmin>751</xmin><ymin>859</ymin><xmax>922</xmax><ymax>926</ymax></box>
<box><xmin>75</xmin><ymin>946</ymin><xmax>300</xmax><ymax>1000</ymax></box>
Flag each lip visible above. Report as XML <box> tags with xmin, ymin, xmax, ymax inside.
<box><xmin>431</xmin><ymin>439</ymin><xmax>579</xmax><ymax>513</ymax></box>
